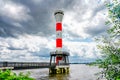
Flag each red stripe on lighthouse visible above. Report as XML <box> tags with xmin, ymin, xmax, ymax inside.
<box><xmin>56</xmin><ymin>23</ymin><xmax>62</xmax><ymax>31</ymax></box>
<box><xmin>56</xmin><ymin>38</ymin><xmax>62</xmax><ymax>48</ymax></box>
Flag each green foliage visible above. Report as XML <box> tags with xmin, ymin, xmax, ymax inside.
<box><xmin>93</xmin><ymin>0</ymin><xmax>120</xmax><ymax>80</ymax></box>
<box><xmin>95</xmin><ymin>38</ymin><xmax>120</xmax><ymax>80</ymax></box>
<box><xmin>105</xmin><ymin>0</ymin><xmax>120</xmax><ymax>37</ymax></box>
<box><xmin>0</xmin><ymin>70</ymin><xmax>35</xmax><ymax>80</ymax></box>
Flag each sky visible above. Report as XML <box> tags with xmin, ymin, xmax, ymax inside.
<box><xmin>0</xmin><ymin>0</ymin><xmax>111</xmax><ymax>63</ymax></box>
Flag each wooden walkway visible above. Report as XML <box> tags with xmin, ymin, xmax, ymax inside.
<box><xmin>0</xmin><ymin>62</ymin><xmax>50</xmax><ymax>70</ymax></box>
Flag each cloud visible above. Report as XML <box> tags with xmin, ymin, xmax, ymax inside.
<box><xmin>8</xmin><ymin>0</ymin><xmax>77</xmax><ymax>37</ymax></box>
<box><xmin>63</xmin><ymin>0</ymin><xmax>108</xmax><ymax>39</ymax></box>
<box><xmin>0</xmin><ymin>34</ymin><xmax>102</xmax><ymax>62</ymax></box>
<box><xmin>83</xmin><ymin>10</ymin><xmax>109</xmax><ymax>36</ymax></box>
<box><xmin>0</xmin><ymin>0</ymin><xmax>108</xmax><ymax>38</ymax></box>
<box><xmin>0</xmin><ymin>35</ymin><xmax>51</xmax><ymax>62</ymax></box>
<box><xmin>63</xmin><ymin>40</ymin><xmax>101</xmax><ymax>59</ymax></box>
<box><xmin>0</xmin><ymin>0</ymin><xmax>31</xmax><ymax>22</ymax></box>
<box><xmin>0</xmin><ymin>0</ymin><xmax>109</xmax><ymax>62</ymax></box>
<box><xmin>0</xmin><ymin>0</ymin><xmax>31</xmax><ymax>37</ymax></box>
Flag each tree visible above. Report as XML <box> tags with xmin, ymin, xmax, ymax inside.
<box><xmin>95</xmin><ymin>0</ymin><xmax>120</xmax><ymax>80</ymax></box>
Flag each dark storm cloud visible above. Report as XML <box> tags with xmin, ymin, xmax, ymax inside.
<box><xmin>0</xmin><ymin>0</ymin><xmax>107</xmax><ymax>38</ymax></box>
<box><xmin>7</xmin><ymin>47</ymin><xmax>26</xmax><ymax>50</ymax></box>
<box><xmin>84</xmin><ymin>26</ymin><xmax>107</xmax><ymax>36</ymax></box>
<box><xmin>0</xmin><ymin>0</ymin><xmax>76</xmax><ymax>37</ymax></box>
<box><xmin>0</xmin><ymin>18</ymin><xmax>24</xmax><ymax>37</ymax></box>
<box><xmin>84</xmin><ymin>20</ymin><xmax>109</xmax><ymax>36</ymax></box>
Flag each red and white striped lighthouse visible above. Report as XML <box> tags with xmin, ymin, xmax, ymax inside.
<box><xmin>54</xmin><ymin>10</ymin><xmax>64</xmax><ymax>52</ymax></box>
<box><xmin>49</xmin><ymin>10</ymin><xmax>69</xmax><ymax>74</ymax></box>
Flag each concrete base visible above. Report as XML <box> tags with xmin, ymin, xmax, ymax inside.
<box><xmin>49</xmin><ymin>67</ymin><xmax>69</xmax><ymax>74</ymax></box>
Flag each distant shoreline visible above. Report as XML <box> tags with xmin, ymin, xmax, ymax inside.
<box><xmin>69</xmin><ymin>62</ymin><xmax>94</xmax><ymax>64</ymax></box>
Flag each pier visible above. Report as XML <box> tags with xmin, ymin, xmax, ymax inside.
<box><xmin>0</xmin><ymin>62</ymin><xmax>50</xmax><ymax>70</ymax></box>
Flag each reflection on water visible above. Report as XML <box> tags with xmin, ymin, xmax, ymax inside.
<box><xmin>49</xmin><ymin>74</ymin><xmax>70</xmax><ymax>80</ymax></box>
<box><xmin>13</xmin><ymin>64</ymin><xmax>104</xmax><ymax>80</ymax></box>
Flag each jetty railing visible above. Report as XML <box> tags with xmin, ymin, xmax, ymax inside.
<box><xmin>0</xmin><ymin>62</ymin><xmax>50</xmax><ymax>70</ymax></box>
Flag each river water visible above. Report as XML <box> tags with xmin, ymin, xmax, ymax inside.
<box><xmin>13</xmin><ymin>64</ymin><xmax>106</xmax><ymax>80</ymax></box>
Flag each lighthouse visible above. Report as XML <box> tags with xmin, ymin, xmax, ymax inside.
<box><xmin>49</xmin><ymin>10</ymin><xmax>70</xmax><ymax>74</ymax></box>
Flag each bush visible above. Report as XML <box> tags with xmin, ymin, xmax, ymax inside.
<box><xmin>0</xmin><ymin>70</ymin><xmax>35</xmax><ymax>80</ymax></box>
